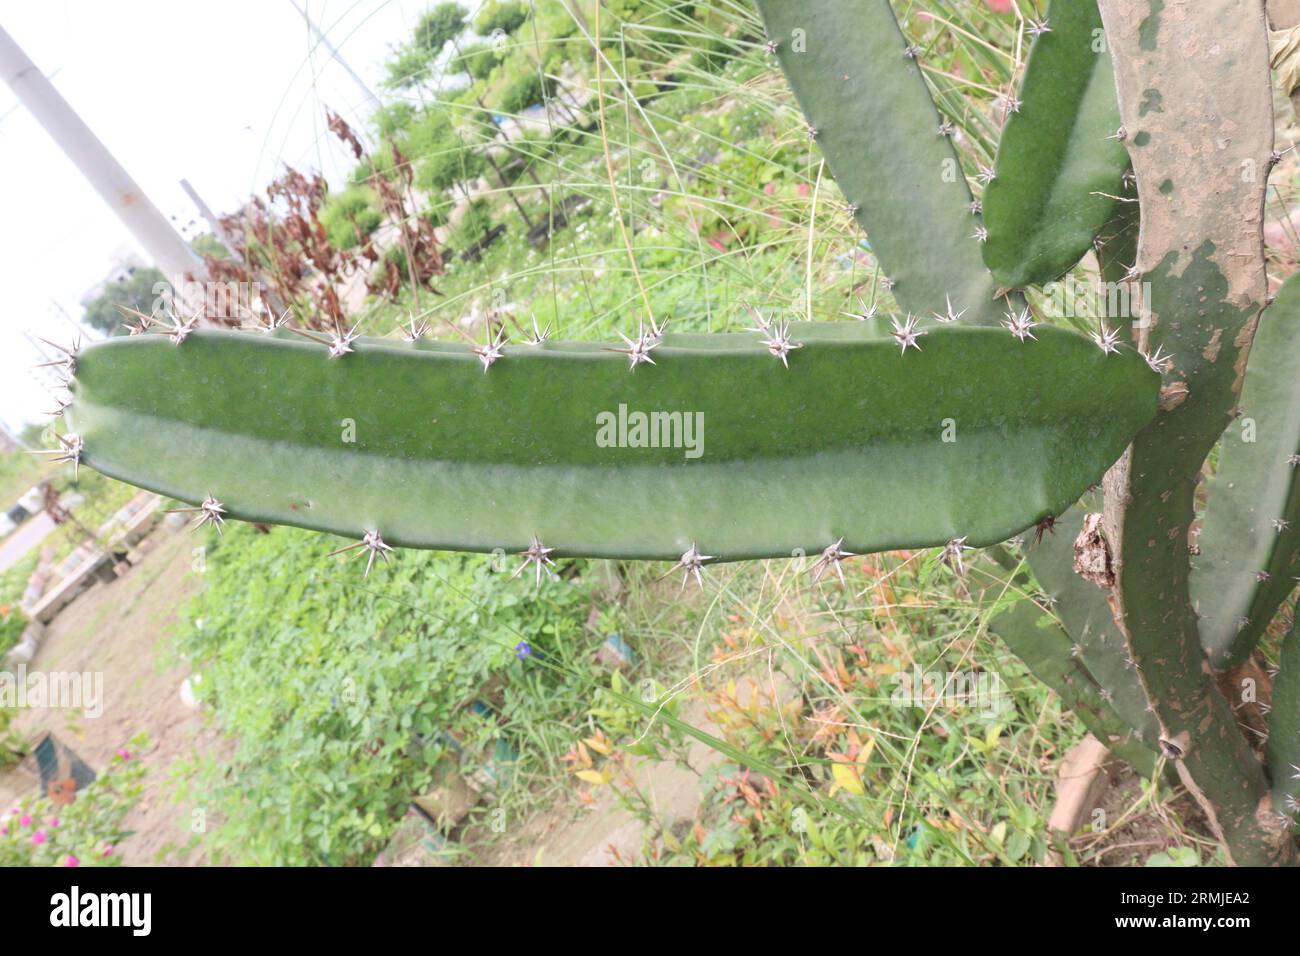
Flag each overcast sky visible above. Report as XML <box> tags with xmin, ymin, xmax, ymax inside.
<box><xmin>0</xmin><ymin>0</ymin><xmax>437</xmax><ymax>433</ymax></box>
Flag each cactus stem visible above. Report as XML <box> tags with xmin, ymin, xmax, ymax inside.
<box><xmin>327</xmin><ymin>529</ymin><xmax>393</xmax><ymax>578</ymax></box>
<box><xmin>890</xmin><ymin>314</ymin><xmax>925</xmax><ymax>353</ymax></box>
<box><xmin>512</xmin><ymin>536</ymin><xmax>557</xmax><ymax>586</ymax></box>
<box><xmin>668</xmin><ymin>543</ymin><xmax>713</xmax><ymax>590</ymax></box>
<box><xmin>166</xmin><ymin>494</ymin><xmax>226</xmax><ymax>535</ymax></box>
<box><xmin>810</xmin><ymin>537</ymin><xmax>855</xmax><ymax>585</ymax></box>
<box><xmin>1002</xmin><ymin>308</ymin><xmax>1038</xmax><ymax>342</ymax></box>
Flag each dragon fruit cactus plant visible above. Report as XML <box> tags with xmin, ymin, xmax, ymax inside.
<box><xmin>43</xmin><ymin>0</ymin><xmax>1299</xmax><ymax>865</ymax></box>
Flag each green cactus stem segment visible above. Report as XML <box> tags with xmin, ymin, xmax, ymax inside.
<box><xmin>982</xmin><ymin>0</ymin><xmax>1130</xmax><ymax>288</ymax></box>
<box><xmin>1268</xmin><ymin>620</ymin><xmax>1300</xmax><ymax>828</ymax></box>
<box><xmin>1021</xmin><ymin>497</ymin><xmax>1162</xmax><ymax>762</ymax></box>
<box><xmin>66</xmin><ymin>325</ymin><xmax>1158</xmax><ymax>562</ymax></box>
<box><xmin>1193</xmin><ymin>273</ymin><xmax>1300</xmax><ymax>668</ymax></box>
<box><xmin>1097</xmin><ymin>0</ymin><xmax>1288</xmax><ymax>864</ymax></box>
<box><xmin>755</xmin><ymin>0</ymin><xmax>1008</xmax><ymax>325</ymax></box>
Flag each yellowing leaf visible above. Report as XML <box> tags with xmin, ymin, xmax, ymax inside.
<box><xmin>831</xmin><ymin>761</ymin><xmax>866</xmax><ymax>796</ymax></box>
<box><xmin>575</xmin><ymin>769</ymin><xmax>609</xmax><ymax>786</ymax></box>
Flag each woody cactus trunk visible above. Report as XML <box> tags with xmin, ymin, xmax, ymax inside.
<box><xmin>48</xmin><ymin>0</ymin><xmax>1300</xmax><ymax>864</ymax></box>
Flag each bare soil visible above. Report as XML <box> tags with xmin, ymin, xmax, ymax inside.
<box><xmin>0</xmin><ymin>526</ymin><xmax>227</xmax><ymax>864</ymax></box>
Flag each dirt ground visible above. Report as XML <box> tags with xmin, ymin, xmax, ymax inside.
<box><xmin>0</xmin><ymin>525</ymin><xmax>226</xmax><ymax>865</ymax></box>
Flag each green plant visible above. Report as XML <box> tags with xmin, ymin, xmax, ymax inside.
<box><xmin>0</xmin><ymin>605</ymin><xmax>27</xmax><ymax>659</ymax></box>
<box><xmin>170</xmin><ymin>522</ymin><xmax>599</xmax><ymax>864</ymax></box>
<box><xmin>55</xmin><ymin>0</ymin><xmax>1300</xmax><ymax>866</ymax></box>
<box><xmin>0</xmin><ymin>736</ymin><xmax>146</xmax><ymax>866</ymax></box>
<box><xmin>449</xmin><ymin>197</ymin><xmax>497</xmax><ymax>252</ymax></box>
<box><xmin>318</xmin><ymin>186</ymin><xmax>382</xmax><ymax>251</ymax></box>
<box><xmin>495</xmin><ymin>68</ymin><xmax>554</xmax><ymax>115</ymax></box>
<box><xmin>475</xmin><ymin>1</ymin><xmax>530</xmax><ymax>37</ymax></box>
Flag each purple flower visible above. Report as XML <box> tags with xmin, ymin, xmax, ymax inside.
<box><xmin>514</xmin><ymin>641</ymin><xmax>532</xmax><ymax>660</ymax></box>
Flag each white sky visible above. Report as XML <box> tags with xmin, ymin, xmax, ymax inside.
<box><xmin>0</xmin><ymin>0</ymin><xmax>438</xmax><ymax>432</ymax></box>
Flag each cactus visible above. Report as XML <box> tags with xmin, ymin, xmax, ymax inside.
<box><xmin>1192</xmin><ymin>274</ymin><xmax>1300</xmax><ymax>668</ymax></box>
<box><xmin>45</xmin><ymin>0</ymin><xmax>1300</xmax><ymax>864</ymax></box>
<box><xmin>66</xmin><ymin>323</ymin><xmax>1157</xmax><ymax>563</ymax></box>
<box><xmin>757</xmin><ymin>0</ymin><xmax>1008</xmax><ymax>324</ymax></box>
<box><xmin>981</xmin><ymin>0</ymin><xmax>1131</xmax><ymax>287</ymax></box>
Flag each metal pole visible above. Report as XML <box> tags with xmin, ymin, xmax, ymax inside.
<box><xmin>288</xmin><ymin>0</ymin><xmax>382</xmax><ymax>110</ymax></box>
<box><xmin>0</xmin><ymin>23</ymin><xmax>207</xmax><ymax>285</ymax></box>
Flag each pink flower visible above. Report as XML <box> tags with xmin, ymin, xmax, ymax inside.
<box><xmin>46</xmin><ymin>817</ymin><xmax>60</xmax><ymax>828</ymax></box>
<box><xmin>64</xmin><ymin>855</ymin><xmax>79</xmax><ymax>867</ymax></box>
<box><xmin>19</xmin><ymin>814</ymin><xmax>31</xmax><ymax>828</ymax></box>
<box><xmin>31</xmin><ymin>829</ymin><xmax>46</xmax><ymax>845</ymax></box>
<box><xmin>115</xmin><ymin>749</ymin><xmax>131</xmax><ymax>761</ymax></box>
<box><xmin>101</xmin><ymin>844</ymin><xmax>114</xmax><ymax>857</ymax></box>
<box><xmin>984</xmin><ymin>0</ymin><xmax>1014</xmax><ymax>12</ymax></box>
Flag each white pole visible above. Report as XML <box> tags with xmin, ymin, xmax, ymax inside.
<box><xmin>289</xmin><ymin>0</ymin><xmax>382</xmax><ymax>111</ymax></box>
<box><xmin>0</xmin><ymin>23</ymin><xmax>207</xmax><ymax>285</ymax></box>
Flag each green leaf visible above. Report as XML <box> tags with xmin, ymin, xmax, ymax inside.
<box><xmin>982</xmin><ymin>0</ymin><xmax>1129</xmax><ymax>287</ymax></box>
<box><xmin>755</xmin><ymin>0</ymin><xmax>1007</xmax><ymax>324</ymax></box>
<box><xmin>67</xmin><ymin>325</ymin><xmax>1159</xmax><ymax>560</ymax></box>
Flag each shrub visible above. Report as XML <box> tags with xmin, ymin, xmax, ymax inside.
<box><xmin>451</xmin><ymin>198</ymin><xmax>495</xmax><ymax>252</ymax></box>
<box><xmin>172</xmin><ymin>524</ymin><xmax>599</xmax><ymax>865</ymax></box>
<box><xmin>0</xmin><ymin>606</ymin><xmax>27</xmax><ymax>659</ymax></box>
<box><xmin>475</xmin><ymin>1</ymin><xmax>529</xmax><ymax>37</ymax></box>
<box><xmin>0</xmin><ymin>737</ymin><xmax>146</xmax><ymax>867</ymax></box>
<box><xmin>453</xmin><ymin>41</ymin><xmax>501</xmax><ymax>81</ymax></box>
<box><xmin>496</xmin><ymin>69</ymin><xmax>555</xmax><ymax>115</ymax></box>
<box><xmin>318</xmin><ymin>187</ymin><xmax>383</xmax><ymax>251</ymax></box>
